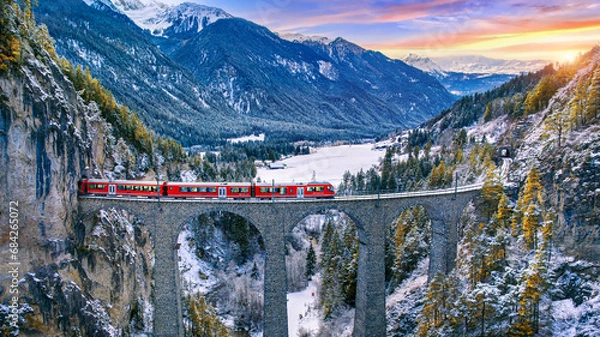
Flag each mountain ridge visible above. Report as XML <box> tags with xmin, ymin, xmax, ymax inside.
<box><xmin>170</xmin><ymin>17</ymin><xmax>455</xmax><ymax>139</ymax></box>
<box><xmin>36</xmin><ymin>0</ymin><xmax>456</xmax><ymax>144</ymax></box>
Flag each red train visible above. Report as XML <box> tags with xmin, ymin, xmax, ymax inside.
<box><xmin>78</xmin><ymin>179</ymin><xmax>335</xmax><ymax>199</ymax></box>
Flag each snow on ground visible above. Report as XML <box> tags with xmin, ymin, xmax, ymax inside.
<box><xmin>466</xmin><ymin>114</ymin><xmax>509</xmax><ymax>144</ymax></box>
<box><xmin>177</xmin><ymin>228</ymin><xmax>220</xmax><ymax>295</ymax></box>
<box><xmin>228</xmin><ymin>133</ymin><xmax>265</xmax><ymax>143</ymax></box>
<box><xmin>287</xmin><ymin>280</ymin><xmax>320</xmax><ymax>337</ymax></box>
<box><xmin>256</xmin><ymin>144</ymin><xmax>385</xmax><ymax>187</ymax></box>
<box><xmin>386</xmin><ymin>258</ymin><xmax>429</xmax><ymax>310</ymax></box>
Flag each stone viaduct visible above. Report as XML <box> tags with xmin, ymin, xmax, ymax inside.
<box><xmin>78</xmin><ymin>184</ymin><xmax>482</xmax><ymax>337</ymax></box>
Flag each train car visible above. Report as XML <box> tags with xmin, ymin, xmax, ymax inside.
<box><xmin>79</xmin><ymin>179</ymin><xmax>165</xmax><ymax>197</ymax></box>
<box><xmin>166</xmin><ymin>182</ymin><xmax>252</xmax><ymax>199</ymax></box>
<box><xmin>304</xmin><ymin>182</ymin><xmax>335</xmax><ymax>199</ymax></box>
<box><xmin>254</xmin><ymin>182</ymin><xmax>301</xmax><ymax>199</ymax></box>
<box><xmin>253</xmin><ymin>182</ymin><xmax>335</xmax><ymax>199</ymax></box>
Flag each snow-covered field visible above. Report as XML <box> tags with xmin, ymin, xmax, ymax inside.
<box><xmin>256</xmin><ymin>144</ymin><xmax>385</xmax><ymax>187</ymax></box>
<box><xmin>287</xmin><ymin>280</ymin><xmax>320</xmax><ymax>336</ymax></box>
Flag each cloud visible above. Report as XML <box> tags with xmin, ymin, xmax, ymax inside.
<box><xmin>187</xmin><ymin>0</ymin><xmax>600</xmax><ymax>60</ymax></box>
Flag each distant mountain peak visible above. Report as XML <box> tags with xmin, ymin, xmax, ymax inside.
<box><xmin>402</xmin><ymin>54</ymin><xmax>446</xmax><ymax>76</ymax></box>
<box><xmin>146</xmin><ymin>2</ymin><xmax>233</xmax><ymax>37</ymax></box>
<box><xmin>84</xmin><ymin>0</ymin><xmax>123</xmax><ymax>12</ymax></box>
<box><xmin>431</xmin><ymin>55</ymin><xmax>549</xmax><ymax>75</ymax></box>
<box><xmin>97</xmin><ymin>0</ymin><xmax>233</xmax><ymax>37</ymax></box>
<box><xmin>110</xmin><ymin>0</ymin><xmax>146</xmax><ymax>11</ymax></box>
<box><xmin>278</xmin><ymin>32</ymin><xmax>333</xmax><ymax>45</ymax></box>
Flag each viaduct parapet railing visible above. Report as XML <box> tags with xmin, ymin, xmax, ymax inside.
<box><xmin>78</xmin><ymin>183</ymin><xmax>482</xmax><ymax>337</ymax></box>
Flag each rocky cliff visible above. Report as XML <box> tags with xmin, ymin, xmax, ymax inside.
<box><xmin>0</xmin><ymin>28</ymin><xmax>154</xmax><ymax>336</ymax></box>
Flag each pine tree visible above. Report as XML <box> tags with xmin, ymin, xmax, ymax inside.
<box><xmin>381</xmin><ymin>148</ymin><xmax>396</xmax><ymax>192</ymax></box>
<box><xmin>510</xmin><ymin>167</ymin><xmax>543</xmax><ymax>244</ymax></box>
<box><xmin>481</xmin><ymin>161</ymin><xmax>504</xmax><ymax>217</ymax></box>
<box><xmin>585</xmin><ymin>65</ymin><xmax>600</xmax><ymax>122</ymax></box>
<box><xmin>340</xmin><ymin>224</ymin><xmax>358</xmax><ymax>306</ymax></box>
<box><xmin>186</xmin><ymin>294</ymin><xmax>230</xmax><ymax>337</ymax></box>
<box><xmin>319</xmin><ymin>220</ymin><xmax>343</xmax><ymax>317</ymax></box>
<box><xmin>0</xmin><ymin>0</ymin><xmax>20</xmax><ymax>73</ymax></box>
<box><xmin>305</xmin><ymin>243</ymin><xmax>316</xmax><ymax>280</ymax></box>
<box><xmin>392</xmin><ymin>206</ymin><xmax>430</xmax><ymax>285</ymax></box>
<box><xmin>417</xmin><ymin>272</ymin><xmax>461</xmax><ymax>336</ymax></box>
<box><xmin>250</xmin><ymin>261</ymin><xmax>260</xmax><ymax>280</ymax></box>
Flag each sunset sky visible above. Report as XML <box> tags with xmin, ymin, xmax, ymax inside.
<box><xmin>164</xmin><ymin>0</ymin><xmax>600</xmax><ymax>62</ymax></box>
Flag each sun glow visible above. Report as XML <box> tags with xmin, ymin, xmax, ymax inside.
<box><xmin>560</xmin><ymin>51</ymin><xmax>579</xmax><ymax>64</ymax></box>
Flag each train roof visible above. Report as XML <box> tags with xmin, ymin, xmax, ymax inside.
<box><xmin>254</xmin><ymin>181</ymin><xmax>332</xmax><ymax>186</ymax></box>
<box><xmin>86</xmin><ymin>179</ymin><xmax>167</xmax><ymax>184</ymax></box>
<box><xmin>168</xmin><ymin>182</ymin><xmax>252</xmax><ymax>186</ymax></box>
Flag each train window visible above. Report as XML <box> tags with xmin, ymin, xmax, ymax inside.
<box><xmin>208</xmin><ymin>187</ymin><xmax>217</xmax><ymax>193</ymax></box>
<box><xmin>280</xmin><ymin>188</ymin><xmax>286</xmax><ymax>195</ymax></box>
<box><xmin>126</xmin><ymin>185</ymin><xmax>133</xmax><ymax>191</ymax></box>
<box><xmin>118</xmin><ymin>185</ymin><xmax>125</xmax><ymax>191</ymax></box>
<box><xmin>327</xmin><ymin>186</ymin><xmax>334</xmax><ymax>192</ymax></box>
<box><xmin>231</xmin><ymin>188</ymin><xmax>240</xmax><ymax>193</ymax></box>
<box><xmin>134</xmin><ymin>186</ymin><xmax>141</xmax><ymax>191</ymax></box>
<box><xmin>307</xmin><ymin>187</ymin><xmax>314</xmax><ymax>192</ymax></box>
<box><xmin>198</xmin><ymin>187</ymin><xmax>207</xmax><ymax>193</ymax></box>
<box><xmin>315</xmin><ymin>186</ymin><xmax>324</xmax><ymax>192</ymax></box>
<box><xmin>180</xmin><ymin>187</ymin><xmax>188</xmax><ymax>193</ymax></box>
<box><xmin>189</xmin><ymin>187</ymin><xmax>197</xmax><ymax>193</ymax></box>
<box><xmin>151</xmin><ymin>186</ymin><xmax>157</xmax><ymax>192</ymax></box>
<box><xmin>240</xmin><ymin>188</ymin><xmax>249</xmax><ymax>193</ymax></box>
<box><xmin>260</xmin><ymin>187</ymin><xmax>270</xmax><ymax>193</ymax></box>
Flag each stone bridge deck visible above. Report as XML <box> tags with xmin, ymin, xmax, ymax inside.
<box><xmin>78</xmin><ymin>184</ymin><xmax>482</xmax><ymax>337</ymax></box>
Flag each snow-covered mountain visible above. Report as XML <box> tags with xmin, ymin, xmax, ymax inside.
<box><xmin>36</xmin><ymin>0</ymin><xmax>455</xmax><ymax>144</ymax></box>
<box><xmin>432</xmin><ymin>54</ymin><xmax>549</xmax><ymax>75</ymax></box>
<box><xmin>402</xmin><ymin>53</ymin><xmax>516</xmax><ymax>96</ymax></box>
<box><xmin>402</xmin><ymin>53</ymin><xmax>447</xmax><ymax>77</ymax></box>
<box><xmin>278</xmin><ymin>32</ymin><xmax>334</xmax><ymax>45</ymax></box>
<box><xmin>103</xmin><ymin>0</ymin><xmax>232</xmax><ymax>37</ymax></box>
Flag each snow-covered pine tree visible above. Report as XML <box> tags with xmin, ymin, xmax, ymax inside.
<box><xmin>306</xmin><ymin>242</ymin><xmax>316</xmax><ymax>281</ymax></box>
<box><xmin>340</xmin><ymin>224</ymin><xmax>358</xmax><ymax>306</ymax></box>
<box><xmin>319</xmin><ymin>221</ymin><xmax>343</xmax><ymax>317</ymax></box>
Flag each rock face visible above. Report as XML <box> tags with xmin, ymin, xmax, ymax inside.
<box><xmin>0</xmin><ymin>38</ymin><xmax>154</xmax><ymax>335</ymax></box>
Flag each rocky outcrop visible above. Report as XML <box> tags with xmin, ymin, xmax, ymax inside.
<box><xmin>0</xmin><ymin>39</ymin><xmax>154</xmax><ymax>335</ymax></box>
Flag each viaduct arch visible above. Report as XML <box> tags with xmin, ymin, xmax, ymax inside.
<box><xmin>78</xmin><ymin>184</ymin><xmax>481</xmax><ymax>337</ymax></box>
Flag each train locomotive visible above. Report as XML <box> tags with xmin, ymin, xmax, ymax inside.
<box><xmin>78</xmin><ymin>179</ymin><xmax>335</xmax><ymax>199</ymax></box>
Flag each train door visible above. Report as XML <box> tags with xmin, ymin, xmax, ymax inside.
<box><xmin>108</xmin><ymin>184</ymin><xmax>116</xmax><ymax>196</ymax></box>
<box><xmin>218</xmin><ymin>187</ymin><xmax>227</xmax><ymax>199</ymax></box>
<box><xmin>297</xmin><ymin>187</ymin><xmax>304</xmax><ymax>199</ymax></box>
